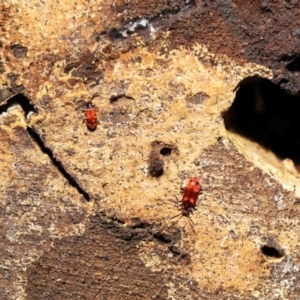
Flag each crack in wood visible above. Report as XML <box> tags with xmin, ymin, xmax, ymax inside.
<box><xmin>0</xmin><ymin>92</ymin><xmax>91</xmax><ymax>201</ymax></box>
<box><xmin>27</xmin><ymin>127</ymin><xmax>91</xmax><ymax>201</ymax></box>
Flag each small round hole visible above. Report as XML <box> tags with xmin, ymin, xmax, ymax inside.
<box><xmin>160</xmin><ymin>147</ymin><xmax>172</xmax><ymax>156</ymax></box>
<box><xmin>110</xmin><ymin>95</ymin><xmax>120</xmax><ymax>104</ymax></box>
<box><xmin>261</xmin><ymin>245</ymin><xmax>284</xmax><ymax>258</ymax></box>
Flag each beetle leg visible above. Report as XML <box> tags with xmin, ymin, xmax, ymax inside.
<box><xmin>170</xmin><ymin>213</ymin><xmax>184</xmax><ymax>224</ymax></box>
<box><xmin>187</xmin><ymin>216</ymin><xmax>195</xmax><ymax>226</ymax></box>
<box><xmin>170</xmin><ymin>212</ymin><xmax>183</xmax><ymax>219</ymax></box>
<box><xmin>180</xmin><ymin>180</ymin><xmax>185</xmax><ymax>193</ymax></box>
<box><xmin>173</xmin><ymin>195</ymin><xmax>179</xmax><ymax>205</ymax></box>
<box><xmin>171</xmin><ymin>212</ymin><xmax>195</xmax><ymax>226</ymax></box>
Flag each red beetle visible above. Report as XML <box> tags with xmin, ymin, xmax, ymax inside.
<box><xmin>172</xmin><ymin>177</ymin><xmax>201</xmax><ymax>224</ymax></box>
<box><xmin>85</xmin><ymin>102</ymin><xmax>97</xmax><ymax>130</ymax></box>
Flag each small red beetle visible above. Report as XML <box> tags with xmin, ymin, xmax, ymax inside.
<box><xmin>172</xmin><ymin>177</ymin><xmax>201</xmax><ymax>224</ymax></box>
<box><xmin>85</xmin><ymin>102</ymin><xmax>97</xmax><ymax>130</ymax></box>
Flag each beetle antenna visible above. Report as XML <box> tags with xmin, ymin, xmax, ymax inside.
<box><xmin>155</xmin><ymin>198</ymin><xmax>177</xmax><ymax>205</ymax></box>
<box><xmin>173</xmin><ymin>195</ymin><xmax>179</xmax><ymax>205</ymax></box>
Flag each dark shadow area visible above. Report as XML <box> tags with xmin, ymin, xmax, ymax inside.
<box><xmin>148</xmin><ymin>152</ymin><xmax>164</xmax><ymax>177</ymax></box>
<box><xmin>148</xmin><ymin>141</ymin><xmax>179</xmax><ymax>178</ymax></box>
<box><xmin>153</xmin><ymin>232</ymin><xmax>172</xmax><ymax>244</ymax></box>
<box><xmin>109</xmin><ymin>94</ymin><xmax>134</xmax><ymax>104</ymax></box>
<box><xmin>27</xmin><ymin>127</ymin><xmax>90</xmax><ymax>201</ymax></box>
<box><xmin>222</xmin><ymin>75</ymin><xmax>300</xmax><ymax>169</ymax></box>
<box><xmin>286</xmin><ymin>57</ymin><xmax>300</xmax><ymax>72</ymax></box>
<box><xmin>0</xmin><ymin>93</ymin><xmax>36</xmax><ymax>116</ymax></box>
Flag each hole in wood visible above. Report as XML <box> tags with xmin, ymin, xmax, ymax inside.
<box><xmin>148</xmin><ymin>141</ymin><xmax>179</xmax><ymax>177</ymax></box>
<box><xmin>286</xmin><ymin>57</ymin><xmax>300</xmax><ymax>72</ymax></box>
<box><xmin>261</xmin><ymin>245</ymin><xmax>284</xmax><ymax>258</ymax></box>
<box><xmin>160</xmin><ymin>147</ymin><xmax>172</xmax><ymax>156</ymax></box>
<box><xmin>222</xmin><ymin>75</ymin><xmax>300</xmax><ymax>170</ymax></box>
<box><xmin>0</xmin><ymin>93</ymin><xmax>36</xmax><ymax>117</ymax></box>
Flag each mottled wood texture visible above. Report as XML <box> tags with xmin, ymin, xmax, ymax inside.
<box><xmin>1</xmin><ymin>1</ymin><xmax>300</xmax><ymax>299</ymax></box>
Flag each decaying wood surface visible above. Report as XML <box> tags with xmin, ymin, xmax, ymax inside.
<box><xmin>1</xmin><ymin>1</ymin><xmax>300</xmax><ymax>299</ymax></box>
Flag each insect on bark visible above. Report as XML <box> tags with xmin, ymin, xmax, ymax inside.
<box><xmin>172</xmin><ymin>177</ymin><xmax>201</xmax><ymax>225</ymax></box>
<box><xmin>85</xmin><ymin>102</ymin><xmax>97</xmax><ymax>131</ymax></box>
